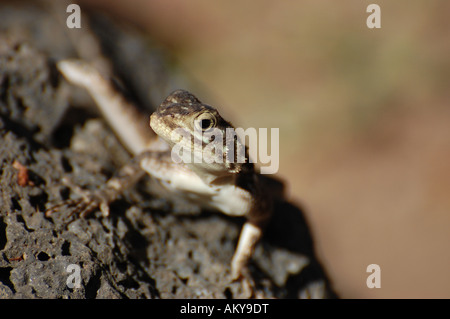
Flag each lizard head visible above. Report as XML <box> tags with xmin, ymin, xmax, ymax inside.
<box><xmin>150</xmin><ymin>90</ymin><xmax>252</xmax><ymax>184</ymax></box>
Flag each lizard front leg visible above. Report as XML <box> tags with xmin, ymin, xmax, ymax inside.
<box><xmin>231</xmin><ymin>222</ymin><xmax>263</xmax><ymax>280</ymax></box>
<box><xmin>230</xmin><ymin>175</ymin><xmax>274</xmax><ymax>280</ymax></box>
<box><xmin>230</xmin><ymin>208</ymin><xmax>273</xmax><ymax>281</ymax></box>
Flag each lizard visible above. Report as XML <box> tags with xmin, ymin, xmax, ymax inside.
<box><xmin>46</xmin><ymin>59</ymin><xmax>281</xmax><ymax>282</ymax></box>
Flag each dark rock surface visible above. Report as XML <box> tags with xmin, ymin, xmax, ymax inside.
<box><xmin>0</xmin><ymin>1</ymin><xmax>335</xmax><ymax>299</ymax></box>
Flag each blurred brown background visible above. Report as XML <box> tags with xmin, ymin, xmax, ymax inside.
<box><xmin>77</xmin><ymin>0</ymin><xmax>450</xmax><ymax>298</ymax></box>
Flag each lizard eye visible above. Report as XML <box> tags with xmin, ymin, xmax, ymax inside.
<box><xmin>195</xmin><ymin>112</ymin><xmax>216</xmax><ymax>132</ymax></box>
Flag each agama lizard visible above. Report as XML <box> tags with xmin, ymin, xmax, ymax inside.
<box><xmin>47</xmin><ymin>60</ymin><xmax>281</xmax><ymax>282</ymax></box>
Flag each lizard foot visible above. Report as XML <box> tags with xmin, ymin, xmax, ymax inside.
<box><xmin>45</xmin><ymin>193</ymin><xmax>109</xmax><ymax>218</ymax></box>
<box><xmin>45</xmin><ymin>178</ymin><xmax>112</xmax><ymax>218</ymax></box>
<box><xmin>45</xmin><ymin>192</ymin><xmax>110</xmax><ymax>219</ymax></box>
<box><xmin>231</xmin><ymin>267</ymin><xmax>257</xmax><ymax>298</ymax></box>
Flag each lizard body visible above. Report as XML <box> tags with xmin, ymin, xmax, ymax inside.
<box><xmin>49</xmin><ymin>60</ymin><xmax>279</xmax><ymax>280</ymax></box>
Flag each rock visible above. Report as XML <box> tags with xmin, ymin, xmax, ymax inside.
<box><xmin>0</xmin><ymin>1</ymin><xmax>335</xmax><ymax>299</ymax></box>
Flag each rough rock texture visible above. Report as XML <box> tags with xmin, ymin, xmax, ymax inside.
<box><xmin>0</xmin><ymin>1</ymin><xmax>335</xmax><ymax>299</ymax></box>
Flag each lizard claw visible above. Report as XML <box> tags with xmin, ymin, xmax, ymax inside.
<box><xmin>45</xmin><ymin>190</ymin><xmax>110</xmax><ymax>219</ymax></box>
